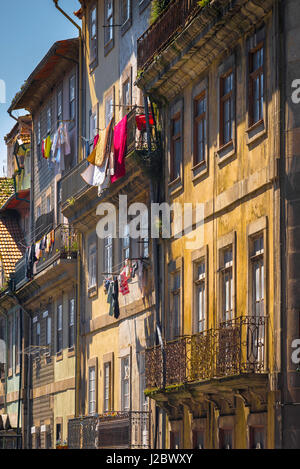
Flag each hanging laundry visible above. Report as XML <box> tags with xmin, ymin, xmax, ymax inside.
<box><xmin>44</xmin><ymin>135</ymin><xmax>52</xmax><ymax>159</ymax></box>
<box><xmin>111</xmin><ymin>115</ymin><xmax>127</xmax><ymax>184</ymax></box>
<box><xmin>113</xmin><ymin>279</ymin><xmax>120</xmax><ymax>319</ymax></box>
<box><xmin>51</xmin><ymin>123</ymin><xmax>71</xmax><ymax>171</ymax></box>
<box><xmin>119</xmin><ymin>270</ymin><xmax>130</xmax><ymax>296</ymax></box>
<box><xmin>35</xmin><ymin>241</ymin><xmax>41</xmax><ymax>260</ymax></box>
<box><xmin>135</xmin><ymin>114</ymin><xmax>154</xmax><ymax>132</ymax></box>
<box><xmin>103</xmin><ymin>278</ymin><xmax>110</xmax><ymax>294</ymax></box>
<box><xmin>41</xmin><ymin>139</ymin><xmax>45</xmax><ymax>159</ymax></box>
<box><xmin>107</xmin><ymin>281</ymin><xmax>114</xmax><ymax>316</ymax></box>
<box><xmin>131</xmin><ymin>261</ymin><xmax>138</xmax><ymax>279</ymax></box>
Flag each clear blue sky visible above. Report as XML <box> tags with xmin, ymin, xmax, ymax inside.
<box><xmin>0</xmin><ymin>0</ymin><xmax>80</xmax><ymax>176</ymax></box>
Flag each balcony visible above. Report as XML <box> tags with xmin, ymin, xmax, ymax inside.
<box><xmin>137</xmin><ymin>0</ymin><xmax>200</xmax><ymax>70</ymax></box>
<box><xmin>145</xmin><ymin>316</ymin><xmax>268</xmax><ymax>390</ymax></box>
<box><xmin>35</xmin><ymin>224</ymin><xmax>78</xmax><ymax>275</ymax></box>
<box><xmin>68</xmin><ymin>411</ymin><xmax>151</xmax><ymax>449</ymax></box>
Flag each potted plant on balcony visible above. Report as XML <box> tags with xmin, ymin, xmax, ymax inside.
<box><xmin>56</xmin><ymin>439</ymin><xmax>68</xmax><ymax>449</ymax></box>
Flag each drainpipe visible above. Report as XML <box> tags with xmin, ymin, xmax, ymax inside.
<box><xmin>0</xmin><ymin>306</ymin><xmax>8</xmax><ymax>414</ymax></box>
<box><xmin>53</xmin><ymin>0</ymin><xmax>83</xmax><ymax>163</ymax></box>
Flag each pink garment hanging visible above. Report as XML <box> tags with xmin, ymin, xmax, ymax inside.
<box><xmin>111</xmin><ymin>115</ymin><xmax>127</xmax><ymax>184</ymax></box>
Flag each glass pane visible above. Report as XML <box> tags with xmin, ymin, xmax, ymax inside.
<box><xmin>173</xmin><ymin>118</ymin><xmax>181</xmax><ymax>136</ymax></box>
<box><xmin>174</xmin><ymin>139</ymin><xmax>181</xmax><ymax>177</ymax></box>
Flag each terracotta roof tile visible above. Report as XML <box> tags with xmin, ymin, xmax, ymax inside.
<box><xmin>0</xmin><ymin>179</ymin><xmax>15</xmax><ymax>208</ymax></box>
<box><xmin>0</xmin><ymin>215</ymin><xmax>25</xmax><ymax>278</ymax></box>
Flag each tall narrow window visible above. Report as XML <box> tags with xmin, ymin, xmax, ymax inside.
<box><xmin>195</xmin><ymin>261</ymin><xmax>206</xmax><ymax>332</ymax></box>
<box><xmin>220</xmin><ymin>72</ymin><xmax>234</xmax><ymax>146</ymax></box>
<box><xmin>69</xmin><ymin>298</ymin><xmax>75</xmax><ymax>349</ymax></box>
<box><xmin>57</xmin><ymin>304</ymin><xmax>63</xmax><ymax>353</ymax></box>
<box><xmin>169</xmin><ymin>272</ymin><xmax>181</xmax><ymax>339</ymax></box>
<box><xmin>220</xmin><ymin>248</ymin><xmax>233</xmax><ymax>322</ymax></box>
<box><xmin>139</xmin><ymin>352</ymin><xmax>149</xmax><ymax>446</ymax></box>
<box><xmin>250</xmin><ymin>426</ymin><xmax>265</xmax><ymax>449</ymax></box>
<box><xmin>170</xmin><ymin>431</ymin><xmax>180</xmax><ymax>449</ymax></box>
<box><xmin>46</xmin><ymin>315</ymin><xmax>51</xmax><ymax>348</ymax></box>
<box><xmin>105</xmin><ymin>94</ymin><xmax>114</xmax><ymax>128</ymax></box>
<box><xmin>251</xmin><ymin>235</ymin><xmax>264</xmax><ymax>317</ymax></box>
<box><xmin>69</xmin><ymin>75</ymin><xmax>76</xmax><ymax>122</ymax></box>
<box><xmin>170</xmin><ymin>113</ymin><xmax>182</xmax><ymax>182</ymax></box>
<box><xmin>193</xmin><ymin>430</ymin><xmax>205</xmax><ymax>449</ymax></box>
<box><xmin>121</xmin><ymin>0</ymin><xmax>131</xmax><ymax>25</ymax></box>
<box><xmin>57</xmin><ymin>89</ymin><xmax>63</xmax><ymax>123</ymax></box>
<box><xmin>249</xmin><ymin>44</ymin><xmax>264</xmax><ymax>126</ymax></box>
<box><xmin>122</xmin><ymin>224</ymin><xmax>130</xmax><ymax>262</ymax></box>
<box><xmin>104</xmin><ymin>236</ymin><xmax>113</xmax><ymax>275</ymax></box>
<box><xmin>47</xmin><ymin>105</ymin><xmax>52</xmax><ymax>135</ymax></box>
<box><xmin>219</xmin><ymin>428</ymin><xmax>233</xmax><ymax>449</ymax></box>
<box><xmin>104</xmin><ymin>0</ymin><xmax>114</xmax><ymax>47</ymax></box>
<box><xmin>122</xmin><ymin>79</ymin><xmax>131</xmax><ymax>114</ymax></box>
<box><xmin>46</xmin><ymin>195</ymin><xmax>51</xmax><ymax>213</ymax></box>
<box><xmin>88</xmin><ymin>366</ymin><xmax>96</xmax><ymax>414</ymax></box>
<box><xmin>121</xmin><ymin>356</ymin><xmax>130</xmax><ymax>411</ymax></box>
<box><xmin>88</xmin><ymin>240</ymin><xmax>97</xmax><ymax>289</ymax></box>
<box><xmin>8</xmin><ymin>317</ymin><xmax>12</xmax><ymax>370</ymax></box>
<box><xmin>36</xmin><ymin>322</ymin><xmax>40</xmax><ymax>347</ymax></box>
<box><xmin>37</xmin><ymin>120</ymin><xmax>41</xmax><ymax>159</ymax></box>
<box><xmin>15</xmin><ymin>311</ymin><xmax>20</xmax><ymax>370</ymax></box>
<box><xmin>193</xmin><ymin>93</ymin><xmax>206</xmax><ymax>165</ymax></box>
<box><xmin>89</xmin><ymin>3</ymin><xmax>98</xmax><ymax>67</ymax></box>
<box><xmin>103</xmin><ymin>362</ymin><xmax>111</xmax><ymax>412</ymax></box>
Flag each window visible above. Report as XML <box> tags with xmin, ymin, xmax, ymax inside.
<box><xmin>193</xmin><ymin>92</ymin><xmax>206</xmax><ymax>165</ymax></box>
<box><xmin>250</xmin><ymin>426</ymin><xmax>265</xmax><ymax>449</ymax></box>
<box><xmin>69</xmin><ymin>298</ymin><xmax>75</xmax><ymax>349</ymax></box>
<box><xmin>56</xmin><ymin>423</ymin><xmax>62</xmax><ymax>445</ymax></box>
<box><xmin>36</xmin><ymin>322</ymin><xmax>40</xmax><ymax>347</ymax></box>
<box><xmin>15</xmin><ymin>311</ymin><xmax>20</xmax><ymax>370</ymax></box>
<box><xmin>46</xmin><ymin>315</ymin><xmax>51</xmax><ymax>347</ymax></box>
<box><xmin>251</xmin><ymin>235</ymin><xmax>264</xmax><ymax>316</ymax></box>
<box><xmin>105</xmin><ymin>94</ymin><xmax>114</xmax><ymax>128</ymax></box>
<box><xmin>195</xmin><ymin>261</ymin><xmax>206</xmax><ymax>332</ymax></box>
<box><xmin>89</xmin><ymin>3</ymin><xmax>98</xmax><ymax>67</ymax></box>
<box><xmin>57</xmin><ymin>89</ymin><xmax>63</xmax><ymax>123</ymax></box>
<box><xmin>219</xmin><ymin>428</ymin><xmax>233</xmax><ymax>449</ymax></box>
<box><xmin>220</xmin><ymin>248</ymin><xmax>233</xmax><ymax>322</ymax></box>
<box><xmin>104</xmin><ymin>0</ymin><xmax>114</xmax><ymax>48</ymax></box>
<box><xmin>169</xmin><ymin>272</ymin><xmax>181</xmax><ymax>339</ymax></box>
<box><xmin>103</xmin><ymin>362</ymin><xmax>111</xmax><ymax>412</ymax></box>
<box><xmin>122</xmin><ymin>79</ymin><xmax>131</xmax><ymax>114</ymax></box>
<box><xmin>122</xmin><ymin>224</ymin><xmax>130</xmax><ymax>262</ymax></box>
<box><xmin>46</xmin><ymin>105</ymin><xmax>52</xmax><ymax>135</ymax></box>
<box><xmin>69</xmin><ymin>75</ymin><xmax>76</xmax><ymax>122</ymax></box>
<box><xmin>220</xmin><ymin>71</ymin><xmax>234</xmax><ymax>146</ymax></box>
<box><xmin>170</xmin><ymin>431</ymin><xmax>180</xmax><ymax>449</ymax></box>
<box><xmin>88</xmin><ymin>366</ymin><xmax>96</xmax><ymax>414</ymax></box>
<box><xmin>8</xmin><ymin>316</ymin><xmax>12</xmax><ymax>370</ymax></box>
<box><xmin>37</xmin><ymin>120</ymin><xmax>41</xmax><ymax>159</ymax></box>
<box><xmin>121</xmin><ymin>0</ymin><xmax>131</xmax><ymax>25</ymax></box>
<box><xmin>104</xmin><ymin>236</ymin><xmax>113</xmax><ymax>275</ymax></box>
<box><xmin>121</xmin><ymin>356</ymin><xmax>130</xmax><ymax>411</ymax></box>
<box><xmin>193</xmin><ymin>430</ymin><xmax>205</xmax><ymax>449</ymax></box>
<box><xmin>57</xmin><ymin>304</ymin><xmax>63</xmax><ymax>353</ymax></box>
<box><xmin>170</xmin><ymin>113</ymin><xmax>182</xmax><ymax>182</ymax></box>
<box><xmin>139</xmin><ymin>352</ymin><xmax>149</xmax><ymax>446</ymax></box>
<box><xmin>88</xmin><ymin>240</ymin><xmax>97</xmax><ymax>289</ymax></box>
<box><xmin>46</xmin><ymin>195</ymin><xmax>51</xmax><ymax>213</ymax></box>
<box><xmin>37</xmin><ymin>204</ymin><xmax>41</xmax><ymax>219</ymax></box>
<box><xmin>249</xmin><ymin>44</ymin><xmax>264</xmax><ymax>126</ymax></box>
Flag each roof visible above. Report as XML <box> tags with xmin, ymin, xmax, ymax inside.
<box><xmin>4</xmin><ymin>115</ymin><xmax>31</xmax><ymax>145</ymax></box>
<box><xmin>0</xmin><ymin>179</ymin><xmax>15</xmax><ymax>208</ymax></box>
<box><xmin>0</xmin><ymin>190</ymin><xmax>30</xmax><ymax>212</ymax></box>
<box><xmin>0</xmin><ymin>214</ymin><xmax>25</xmax><ymax>279</ymax></box>
<box><xmin>8</xmin><ymin>39</ymin><xmax>79</xmax><ymax>114</ymax></box>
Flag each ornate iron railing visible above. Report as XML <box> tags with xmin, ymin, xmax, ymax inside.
<box><xmin>35</xmin><ymin>224</ymin><xmax>78</xmax><ymax>274</ymax></box>
<box><xmin>68</xmin><ymin>411</ymin><xmax>151</xmax><ymax>449</ymax></box>
<box><xmin>145</xmin><ymin>316</ymin><xmax>268</xmax><ymax>390</ymax></box>
<box><xmin>137</xmin><ymin>0</ymin><xmax>200</xmax><ymax>70</ymax></box>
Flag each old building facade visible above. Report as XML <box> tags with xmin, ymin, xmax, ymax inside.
<box><xmin>137</xmin><ymin>0</ymin><xmax>300</xmax><ymax>449</ymax></box>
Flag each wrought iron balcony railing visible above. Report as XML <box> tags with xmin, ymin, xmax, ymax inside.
<box><xmin>35</xmin><ymin>224</ymin><xmax>78</xmax><ymax>275</ymax></box>
<box><xmin>145</xmin><ymin>316</ymin><xmax>268</xmax><ymax>390</ymax></box>
<box><xmin>137</xmin><ymin>0</ymin><xmax>200</xmax><ymax>70</ymax></box>
<box><xmin>68</xmin><ymin>411</ymin><xmax>151</xmax><ymax>449</ymax></box>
